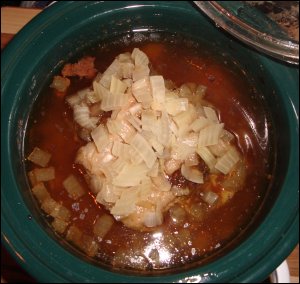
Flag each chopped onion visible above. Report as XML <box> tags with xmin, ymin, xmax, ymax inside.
<box><xmin>91</xmin><ymin>125</ymin><xmax>110</xmax><ymax>153</ymax></box>
<box><xmin>185</xmin><ymin>152</ymin><xmax>199</xmax><ymax>167</ymax></box>
<box><xmin>33</xmin><ymin>167</ymin><xmax>55</xmax><ymax>182</ymax></box>
<box><xmin>141</xmin><ymin>110</ymin><xmax>157</xmax><ymax>132</ymax></box>
<box><xmin>112</xmin><ymin>162</ymin><xmax>148</xmax><ymax>187</ymax></box>
<box><xmin>129</xmin><ymin>103</ymin><xmax>142</xmax><ymax>116</ymax></box>
<box><xmin>112</xmin><ymin>141</ymin><xmax>130</xmax><ymax>161</ymax></box>
<box><xmin>181</xmin><ymin>164</ymin><xmax>203</xmax><ymax>184</ymax></box>
<box><xmin>156</xmin><ymin>111</ymin><xmax>170</xmax><ymax>146</ymax></box>
<box><xmin>107</xmin><ymin>118</ymin><xmax>136</xmax><ymax>143</ymax></box>
<box><xmin>132</xmin><ymin>65</ymin><xmax>150</xmax><ymax>82</ymax></box>
<box><xmin>164</xmin><ymin>158</ymin><xmax>181</xmax><ymax>175</ymax></box>
<box><xmin>204</xmin><ymin>106</ymin><xmax>219</xmax><ymax>123</ymax></box>
<box><xmin>151</xmin><ymin>173</ymin><xmax>171</xmax><ymax>191</ymax></box>
<box><xmin>118</xmin><ymin>52</ymin><xmax>133</xmax><ymax>63</ymax></box>
<box><xmin>52</xmin><ymin>218</ymin><xmax>69</xmax><ymax>234</ymax></box>
<box><xmin>173</xmin><ymin>104</ymin><xmax>197</xmax><ymax>137</ymax></box>
<box><xmin>92</xmin><ymin>80</ymin><xmax>104</xmax><ymax>102</ymax></box>
<box><xmin>147</xmin><ymin>160</ymin><xmax>159</xmax><ymax>177</ymax></box>
<box><xmin>126</xmin><ymin>114</ymin><xmax>142</xmax><ymax>132</ymax></box>
<box><xmin>221</xmin><ymin>129</ymin><xmax>235</xmax><ymax>143</ymax></box>
<box><xmin>150</xmin><ymin>75</ymin><xmax>165</xmax><ymax>105</ymax></box>
<box><xmin>132</xmin><ymin>77</ymin><xmax>152</xmax><ymax>105</ymax></box>
<box><xmin>201</xmin><ymin>191</ymin><xmax>219</xmax><ymax>205</ymax></box>
<box><xmin>171</xmin><ymin>140</ymin><xmax>195</xmax><ymax>161</ymax></box>
<box><xmin>93</xmin><ymin>214</ymin><xmax>114</xmax><ymax>239</ymax></box>
<box><xmin>130</xmin><ymin>133</ymin><xmax>156</xmax><ymax>169</ymax></box>
<box><xmin>110</xmin><ymin>75</ymin><xmax>127</xmax><ymax>95</ymax></box>
<box><xmin>96</xmin><ymin>182</ymin><xmax>120</xmax><ymax>203</ymax></box>
<box><xmin>171</xmin><ymin>186</ymin><xmax>190</xmax><ymax>197</ymax></box>
<box><xmin>107</xmin><ymin>158</ymin><xmax>126</xmax><ymax>178</ymax></box>
<box><xmin>101</xmin><ymin>89</ymin><xmax>128</xmax><ymax>111</ymax></box>
<box><xmin>120</xmin><ymin>62</ymin><xmax>135</xmax><ymax>79</ymax></box>
<box><xmin>73</xmin><ymin>104</ymin><xmax>98</xmax><ymax>129</ymax></box>
<box><xmin>143</xmin><ymin>211</ymin><xmax>163</xmax><ymax>227</ymax></box>
<box><xmin>215</xmin><ymin>146</ymin><xmax>240</xmax><ymax>174</ymax></box>
<box><xmin>208</xmin><ymin>139</ymin><xmax>230</xmax><ymax>157</ymax></box>
<box><xmin>111</xmin><ymin>188</ymin><xmax>139</xmax><ymax>216</ymax></box>
<box><xmin>63</xmin><ymin>174</ymin><xmax>85</xmax><ymax>200</ymax></box>
<box><xmin>181</xmin><ymin>132</ymin><xmax>199</xmax><ymax>147</ymax></box>
<box><xmin>148</xmin><ymin>136</ymin><xmax>164</xmax><ymax>155</ymax></box>
<box><xmin>28</xmin><ymin>147</ymin><xmax>51</xmax><ymax>167</ymax></box>
<box><xmin>131</xmin><ymin>48</ymin><xmax>149</xmax><ymax>66</ymax></box>
<box><xmin>198</xmin><ymin>123</ymin><xmax>224</xmax><ymax>147</ymax></box>
<box><xmin>31</xmin><ymin>182</ymin><xmax>50</xmax><ymax>203</ymax></box>
<box><xmin>195</xmin><ymin>84</ymin><xmax>207</xmax><ymax>98</ymax></box>
<box><xmin>190</xmin><ymin>117</ymin><xmax>210</xmax><ymax>132</ymax></box>
<box><xmin>129</xmin><ymin>145</ymin><xmax>144</xmax><ymax>165</ymax></box>
<box><xmin>196</xmin><ymin>146</ymin><xmax>217</xmax><ymax>170</ymax></box>
<box><xmin>99</xmin><ymin>58</ymin><xmax>120</xmax><ymax>88</ymax></box>
<box><xmin>165</xmin><ymin>98</ymin><xmax>188</xmax><ymax>116</ymax></box>
<box><xmin>169</xmin><ymin>205</ymin><xmax>186</xmax><ymax>224</ymax></box>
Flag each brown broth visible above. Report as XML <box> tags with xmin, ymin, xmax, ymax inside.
<box><xmin>26</xmin><ymin>37</ymin><xmax>272</xmax><ymax>272</ymax></box>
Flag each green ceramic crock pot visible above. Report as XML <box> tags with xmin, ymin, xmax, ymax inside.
<box><xmin>1</xmin><ymin>1</ymin><xmax>298</xmax><ymax>283</ymax></box>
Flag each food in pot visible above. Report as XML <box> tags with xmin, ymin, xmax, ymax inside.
<box><xmin>26</xmin><ymin>38</ymin><xmax>273</xmax><ymax>271</ymax></box>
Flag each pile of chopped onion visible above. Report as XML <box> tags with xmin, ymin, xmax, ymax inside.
<box><xmin>69</xmin><ymin>48</ymin><xmax>241</xmax><ymax>229</ymax></box>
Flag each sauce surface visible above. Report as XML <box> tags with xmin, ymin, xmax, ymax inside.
<box><xmin>26</xmin><ymin>37</ymin><xmax>272</xmax><ymax>271</ymax></box>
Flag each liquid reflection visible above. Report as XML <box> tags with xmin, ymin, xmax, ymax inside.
<box><xmin>234</xmin><ymin>98</ymin><xmax>269</xmax><ymax>152</ymax></box>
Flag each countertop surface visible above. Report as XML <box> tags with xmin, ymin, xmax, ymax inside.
<box><xmin>1</xmin><ymin>6</ymin><xmax>299</xmax><ymax>283</ymax></box>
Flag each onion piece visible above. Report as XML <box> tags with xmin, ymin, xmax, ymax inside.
<box><xmin>63</xmin><ymin>174</ymin><xmax>85</xmax><ymax>200</ymax></box>
<box><xmin>93</xmin><ymin>214</ymin><xmax>114</xmax><ymax>239</ymax></box>
<box><xmin>132</xmin><ymin>65</ymin><xmax>150</xmax><ymax>82</ymax></box>
<box><xmin>190</xmin><ymin>117</ymin><xmax>210</xmax><ymax>132</ymax></box>
<box><xmin>92</xmin><ymin>80</ymin><xmax>104</xmax><ymax>102</ymax></box>
<box><xmin>157</xmin><ymin>110</ymin><xmax>170</xmax><ymax>146</ymax></box>
<box><xmin>111</xmin><ymin>188</ymin><xmax>139</xmax><ymax>216</ymax></box>
<box><xmin>169</xmin><ymin>205</ymin><xmax>186</xmax><ymax>224</ymax></box>
<box><xmin>215</xmin><ymin>146</ymin><xmax>240</xmax><ymax>174</ymax></box>
<box><xmin>181</xmin><ymin>164</ymin><xmax>203</xmax><ymax>184</ymax></box>
<box><xmin>151</xmin><ymin>173</ymin><xmax>171</xmax><ymax>191</ymax></box>
<box><xmin>126</xmin><ymin>114</ymin><xmax>142</xmax><ymax>132</ymax></box>
<box><xmin>201</xmin><ymin>191</ymin><xmax>219</xmax><ymax>205</ymax></box>
<box><xmin>143</xmin><ymin>210</ymin><xmax>163</xmax><ymax>227</ymax></box>
<box><xmin>91</xmin><ymin>125</ymin><xmax>110</xmax><ymax>153</ymax></box>
<box><xmin>120</xmin><ymin>62</ymin><xmax>135</xmax><ymax>78</ymax></box>
<box><xmin>112</xmin><ymin>162</ymin><xmax>148</xmax><ymax>187</ymax></box>
<box><xmin>204</xmin><ymin>106</ymin><xmax>219</xmax><ymax>123</ymax></box>
<box><xmin>198</xmin><ymin>123</ymin><xmax>224</xmax><ymax>147</ymax></box>
<box><xmin>28</xmin><ymin>147</ymin><xmax>51</xmax><ymax>167</ymax></box>
<box><xmin>110</xmin><ymin>75</ymin><xmax>127</xmax><ymax>95</ymax></box>
<box><xmin>141</xmin><ymin>110</ymin><xmax>157</xmax><ymax>132</ymax></box>
<box><xmin>132</xmin><ymin>77</ymin><xmax>152</xmax><ymax>106</ymax></box>
<box><xmin>173</xmin><ymin>104</ymin><xmax>197</xmax><ymax>137</ymax></box>
<box><xmin>107</xmin><ymin>118</ymin><xmax>136</xmax><ymax>143</ymax></box>
<box><xmin>99</xmin><ymin>58</ymin><xmax>120</xmax><ymax>88</ymax></box>
<box><xmin>130</xmin><ymin>133</ymin><xmax>157</xmax><ymax>169</ymax></box>
<box><xmin>150</xmin><ymin>75</ymin><xmax>165</xmax><ymax>106</ymax></box>
<box><xmin>101</xmin><ymin>89</ymin><xmax>128</xmax><ymax>111</ymax></box>
<box><xmin>196</xmin><ymin>146</ymin><xmax>217</xmax><ymax>171</ymax></box>
<box><xmin>171</xmin><ymin>186</ymin><xmax>190</xmax><ymax>196</ymax></box>
<box><xmin>131</xmin><ymin>48</ymin><xmax>149</xmax><ymax>66</ymax></box>
<box><xmin>185</xmin><ymin>152</ymin><xmax>199</xmax><ymax>167</ymax></box>
<box><xmin>165</xmin><ymin>98</ymin><xmax>188</xmax><ymax>116</ymax></box>
<box><xmin>31</xmin><ymin>182</ymin><xmax>51</xmax><ymax>203</ymax></box>
<box><xmin>96</xmin><ymin>182</ymin><xmax>120</xmax><ymax>203</ymax></box>
<box><xmin>164</xmin><ymin>159</ymin><xmax>181</xmax><ymax>175</ymax></box>
<box><xmin>33</xmin><ymin>167</ymin><xmax>55</xmax><ymax>182</ymax></box>
<box><xmin>147</xmin><ymin>160</ymin><xmax>159</xmax><ymax>177</ymax></box>
<box><xmin>73</xmin><ymin>104</ymin><xmax>98</xmax><ymax>130</ymax></box>
<box><xmin>129</xmin><ymin>103</ymin><xmax>142</xmax><ymax>116</ymax></box>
